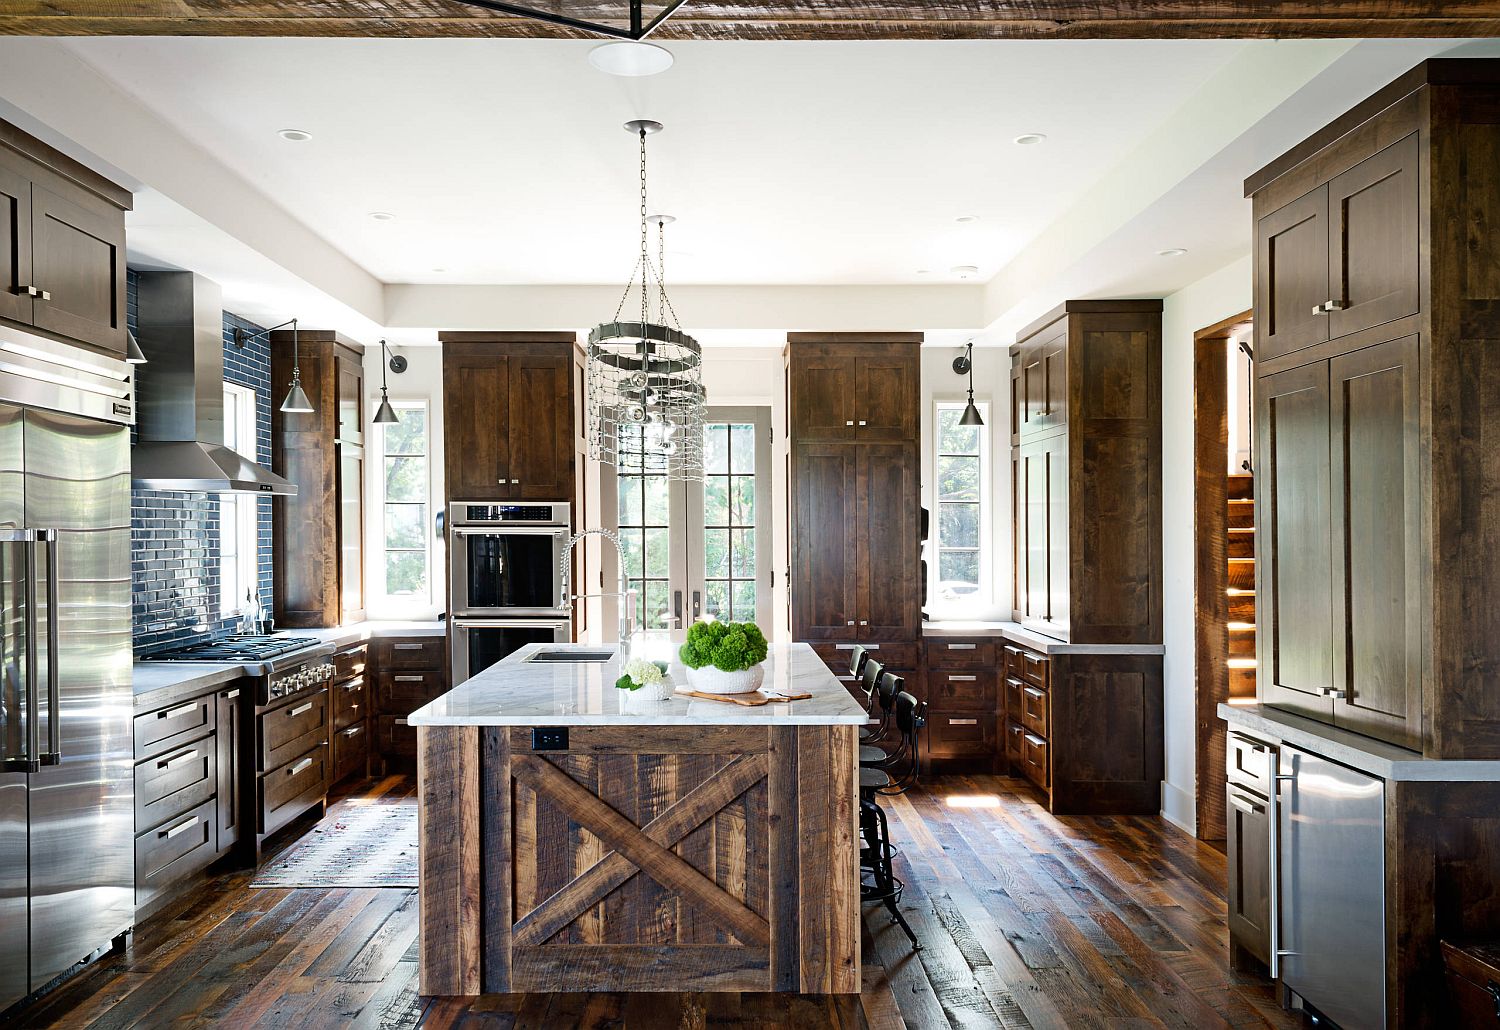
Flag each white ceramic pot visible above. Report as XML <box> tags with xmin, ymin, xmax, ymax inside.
<box><xmin>618</xmin><ymin>678</ymin><xmax>673</xmax><ymax>707</ymax></box>
<box><xmin>683</xmin><ymin>663</ymin><xmax>765</xmax><ymax>695</ymax></box>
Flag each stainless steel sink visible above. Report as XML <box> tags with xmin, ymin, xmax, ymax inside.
<box><xmin>526</xmin><ymin>648</ymin><xmax>617</xmax><ymax>664</ymax></box>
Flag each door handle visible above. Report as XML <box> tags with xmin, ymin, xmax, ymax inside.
<box><xmin>858</xmin><ymin>620</ymin><xmax>869</xmax><ymax>626</ymax></box>
<box><xmin>692</xmin><ymin>591</ymin><xmax>701</xmax><ymax>619</ymax></box>
<box><xmin>1316</xmin><ymin>687</ymin><xmax>1348</xmax><ymax>700</ymax></box>
<box><xmin>674</xmin><ymin>590</ymin><xmax>683</xmax><ymax>627</ymax></box>
<box><xmin>41</xmin><ymin>531</ymin><xmax>59</xmax><ymax>765</ymax></box>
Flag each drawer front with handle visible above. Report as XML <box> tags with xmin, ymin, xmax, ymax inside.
<box><xmin>1227</xmin><ymin>732</ymin><xmax>1276</xmax><ymax>795</ymax></box>
<box><xmin>1003</xmin><ymin>645</ymin><xmax>1025</xmax><ymax>680</ymax></box>
<box><xmin>1021</xmin><ymin>650</ymin><xmax>1049</xmax><ymax>689</ymax></box>
<box><xmin>334</xmin><ymin>676</ymin><xmax>367</xmax><ymax>730</ymax></box>
<box><xmin>927</xmin><ymin>713</ymin><xmax>996</xmax><ymax>758</ymax></box>
<box><xmin>134</xmin><ymin>696</ymin><xmax>216</xmax><ymax>759</ymax></box>
<box><xmin>928</xmin><ymin>670</ymin><xmax>996</xmax><ymax>712</ymax></box>
<box><xmin>1005</xmin><ymin>718</ymin><xmax>1025</xmax><ymax>763</ymax></box>
<box><xmin>1004</xmin><ymin>676</ymin><xmax>1025</xmax><ymax>725</ymax></box>
<box><xmin>381</xmin><ymin>637</ymin><xmax>444</xmax><ymax>670</ymax></box>
<box><xmin>334</xmin><ymin>645</ymin><xmax>368</xmax><ymax>683</ymax></box>
<box><xmin>379</xmin><ymin>669</ymin><xmax>446</xmax><ymax>709</ymax></box>
<box><xmin>334</xmin><ymin>721</ymin><xmax>368</xmax><ymax>781</ymax></box>
<box><xmin>926</xmin><ymin>639</ymin><xmax>997</xmax><ymax>670</ymax></box>
<box><xmin>811</xmin><ymin>640</ymin><xmax>919</xmax><ymax>673</ymax></box>
<box><xmin>378</xmin><ymin>715</ymin><xmax>418</xmax><ymax>758</ymax></box>
<box><xmin>1020</xmin><ymin>683</ymin><xmax>1050</xmax><ymax>737</ymax></box>
<box><xmin>135</xmin><ymin>797</ymin><xmax>217</xmax><ymax>902</ymax></box>
<box><xmin>259</xmin><ymin>742</ymin><xmax>329</xmax><ymax>835</ymax></box>
<box><xmin>259</xmin><ymin>689</ymin><xmax>330</xmax><ymax>772</ymax></box>
<box><xmin>135</xmin><ymin>739</ymin><xmax>217</xmax><ymax>833</ymax></box>
<box><xmin>1022</xmin><ymin>731</ymin><xmax>1050</xmax><ymax>789</ymax></box>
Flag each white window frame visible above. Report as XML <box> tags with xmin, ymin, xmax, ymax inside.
<box><xmin>375</xmin><ymin>399</ymin><xmax>433</xmax><ymax>613</ymax></box>
<box><xmin>931</xmin><ymin>399</ymin><xmax>992</xmax><ymax>614</ymax></box>
<box><xmin>220</xmin><ymin>382</ymin><xmax>259</xmax><ymax>617</ymax></box>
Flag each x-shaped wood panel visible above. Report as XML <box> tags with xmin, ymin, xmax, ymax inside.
<box><xmin>509</xmin><ymin>753</ymin><xmax>770</xmax><ymax>948</ymax></box>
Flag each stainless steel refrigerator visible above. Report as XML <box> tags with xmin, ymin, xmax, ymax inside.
<box><xmin>0</xmin><ymin>327</ymin><xmax>134</xmax><ymax>1012</ymax></box>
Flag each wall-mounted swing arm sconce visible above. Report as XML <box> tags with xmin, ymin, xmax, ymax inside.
<box><xmin>953</xmin><ymin>341</ymin><xmax>984</xmax><ymax>427</ymax></box>
<box><xmin>372</xmin><ymin>339</ymin><xmax>405</xmax><ymax>425</ymax></box>
<box><xmin>233</xmin><ymin>318</ymin><xmax>313</xmax><ymax>413</ymax></box>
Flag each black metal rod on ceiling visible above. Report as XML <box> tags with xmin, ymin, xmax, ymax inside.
<box><xmin>445</xmin><ymin>0</ymin><xmax>691</xmax><ymax>40</ymax></box>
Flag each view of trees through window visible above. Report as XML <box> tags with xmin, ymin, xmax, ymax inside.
<box><xmin>935</xmin><ymin>402</ymin><xmax>987</xmax><ymax>603</ymax></box>
<box><xmin>616</xmin><ymin>425</ymin><xmax>674</xmax><ymax>630</ymax></box>
<box><xmin>382</xmin><ymin>403</ymin><xmax>429</xmax><ymax>596</ymax></box>
<box><xmin>703</xmin><ymin>422</ymin><xmax>756</xmax><ymax>621</ymax></box>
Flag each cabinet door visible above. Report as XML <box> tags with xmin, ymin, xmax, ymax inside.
<box><xmin>338</xmin><ymin>447</ymin><xmax>364</xmax><ymax>620</ymax></box>
<box><xmin>1328</xmin><ymin>133</ymin><xmax>1420</xmax><ymax>341</ymax></box>
<box><xmin>1040</xmin><ymin>329</ymin><xmax>1068</xmax><ymax>434</ymax></box>
<box><xmin>1016</xmin><ymin>433</ymin><xmax>1068</xmax><ymax>635</ymax></box>
<box><xmin>508</xmin><ymin>352</ymin><xmax>572</xmax><ymax>500</ymax></box>
<box><xmin>1255</xmin><ymin>186</ymin><xmax>1329</xmax><ymax>364</ymax></box>
<box><xmin>443</xmin><ymin>349</ymin><xmax>510</xmax><ymax>501</ymax></box>
<box><xmin>1017</xmin><ymin>340</ymin><xmax>1046</xmax><ymax>437</ymax></box>
<box><xmin>853</xmin><ymin>351</ymin><xmax>918</xmax><ymax>441</ymax></box>
<box><xmin>1226</xmin><ymin>785</ymin><xmax>1272</xmax><ymax>966</ymax></box>
<box><xmin>336</xmin><ymin>353</ymin><xmax>363</xmax><ymax>447</ymax></box>
<box><xmin>0</xmin><ymin>155</ymin><xmax>31</xmax><ymax>327</ymax></box>
<box><xmin>857</xmin><ymin>443</ymin><xmax>918</xmax><ymax>639</ymax></box>
<box><xmin>1257</xmin><ymin>362</ymin><xmax>1335</xmax><ymax>722</ymax></box>
<box><xmin>792</xmin><ymin>443</ymin><xmax>858</xmax><ymax>640</ymax></box>
<box><xmin>1329</xmin><ymin>335</ymin><xmax>1422</xmax><ymax>750</ymax></box>
<box><xmin>790</xmin><ymin>352</ymin><xmax>855</xmax><ymax>441</ymax></box>
<box><xmin>29</xmin><ymin>182</ymin><xmax>126</xmax><ymax>356</ymax></box>
<box><xmin>215</xmin><ymin>685</ymin><xmax>244</xmax><ymax>855</ymax></box>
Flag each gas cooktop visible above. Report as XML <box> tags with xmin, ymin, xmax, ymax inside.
<box><xmin>142</xmin><ymin>634</ymin><xmax>322</xmax><ymax>663</ymax></box>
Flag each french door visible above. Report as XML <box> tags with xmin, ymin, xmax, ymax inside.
<box><xmin>606</xmin><ymin>406</ymin><xmax>772</xmax><ymax>632</ymax></box>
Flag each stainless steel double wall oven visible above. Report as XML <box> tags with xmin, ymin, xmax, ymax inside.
<box><xmin>447</xmin><ymin>501</ymin><xmax>571</xmax><ymax>682</ymax></box>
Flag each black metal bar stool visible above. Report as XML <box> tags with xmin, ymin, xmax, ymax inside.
<box><xmin>859</xmin><ymin>687</ymin><xmax>925</xmax><ymax>950</ymax></box>
<box><xmin>859</xmin><ymin>670</ymin><xmax>906</xmax><ymax>766</ymax></box>
<box><xmin>856</xmin><ymin>657</ymin><xmax>885</xmax><ymax>742</ymax></box>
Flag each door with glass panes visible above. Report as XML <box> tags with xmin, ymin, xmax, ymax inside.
<box><xmin>606</xmin><ymin>407</ymin><xmax>772</xmax><ymax>633</ymax></box>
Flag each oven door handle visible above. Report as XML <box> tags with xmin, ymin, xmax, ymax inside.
<box><xmin>451</xmin><ymin>526</ymin><xmax>569</xmax><ymax>538</ymax></box>
<box><xmin>453</xmin><ymin>619</ymin><xmax>572</xmax><ymax>630</ymax></box>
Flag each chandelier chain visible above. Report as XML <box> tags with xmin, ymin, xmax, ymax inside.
<box><xmin>639</xmin><ymin>127</ymin><xmax>649</xmax><ymax>327</ymax></box>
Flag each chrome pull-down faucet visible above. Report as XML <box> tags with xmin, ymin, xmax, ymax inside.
<box><xmin>559</xmin><ymin>528</ymin><xmax>637</xmax><ymax>644</ymax></box>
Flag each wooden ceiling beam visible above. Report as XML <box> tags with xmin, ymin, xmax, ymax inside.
<box><xmin>3</xmin><ymin>1</ymin><xmax>1500</xmax><ymax>39</ymax></box>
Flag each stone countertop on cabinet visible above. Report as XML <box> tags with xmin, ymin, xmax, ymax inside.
<box><xmin>1219</xmin><ymin>702</ymin><xmax>1500</xmax><ymax>782</ymax></box>
<box><xmin>408</xmin><ymin>641</ymin><xmax>867</xmax><ymax>727</ymax></box>
<box><xmin>921</xmin><ymin>620</ymin><xmax>1166</xmax><ymax>656</ymax></box>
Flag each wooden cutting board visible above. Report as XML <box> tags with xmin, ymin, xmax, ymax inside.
<box><xmin>676</xmin><ymin>689</ymin><xmax>813</xmax><ymax>707</ymax></box>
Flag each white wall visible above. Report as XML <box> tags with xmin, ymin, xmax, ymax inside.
<box><xmin>362</xmin><ymin>343</ymin><xmax>446</xmax><ymax>621</ymax></box>
<box><xmin>1160</xmin><ymin>255</ymin><xmax>1252</xmax><ymax>833</ymax></box>
<box><xmin>919</xmin><ymin>344</ymin><xmax>1010</xmax><ymax>622</ymax></box>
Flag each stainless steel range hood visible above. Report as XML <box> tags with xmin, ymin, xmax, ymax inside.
<box><xmin>131</xmin><ymin>270</ymin><xmax>296</xmax><ymax>495</ymax></box>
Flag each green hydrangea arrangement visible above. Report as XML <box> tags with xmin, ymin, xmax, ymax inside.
<box><xmin>678</xmin><ymin>620</ymin><xmax>769</xmax><ymax>673</ymax></box>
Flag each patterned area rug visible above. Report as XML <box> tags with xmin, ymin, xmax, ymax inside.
<box><xmin>250</xmin><ymin>802</ymin><xmax>418</xmax><ymax>888</ymax></box>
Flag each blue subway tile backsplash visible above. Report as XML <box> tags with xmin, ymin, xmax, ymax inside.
<box><xmin>129</xmin><ymin>269</ymin><xmax>276</xmax><ymax>652</ymax></box>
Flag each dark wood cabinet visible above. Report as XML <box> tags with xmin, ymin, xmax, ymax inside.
<box><xmin>215</xmin><ymin>684</ymin><xmax>246</xmax><ymax>855</ymax></box>
<box><xmin>0</xmin><ymin>121</ymin><xmax>131</xmax><ymax>358</ymax></box>
<box><xmin>1254</xmin><ymin>186</ymin><xmax>1329</xmax><ymax>364</ymax></box>
<box><xmin>1226</xmin><ymin>782</ymin><xmax>1272</xmax><ymax>969</ymax></box>
<box><xmin>271</xmin><ymin>330</ymin><xmax>366</xmax><ymax>628</ymax></box>
<box><xmin>370</xmin><ymin>635</ymin><xmax>447</xmax><ymax>771</ymax></box>
<box><xmin>788</xmin><ymin>334</ymin><xmax>921</xmax><ymax>661</ymax></box>
<box><xmin>440</xmin><ymin>334</ymin><xmax>577</xmax><ymax>503</ymax></box>
<box><xmin>1328</xmin><ymin>133</ymin><xmax>1421</xmax><ymax>340</ymax></box>
<box><xmin>1009</xmin><ymin>301</ymin><xmax>1162</xmax><ymax>645</ymax></box>
<box><xmin>330</xmin><ymin>643</ymin><xmax>370</xmax><ymax>785</ymax></box>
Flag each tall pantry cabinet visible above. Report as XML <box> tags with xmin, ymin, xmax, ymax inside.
<box><xmin>787</xmin><ymin>334</ymin><xmax>922</xmax><ymax>689</ymax></box>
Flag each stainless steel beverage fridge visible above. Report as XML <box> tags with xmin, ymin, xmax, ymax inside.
<box><xmin>0</xmin><ymin>327</ymin><xmax>135</xmax><ymax>1011</ymax></box>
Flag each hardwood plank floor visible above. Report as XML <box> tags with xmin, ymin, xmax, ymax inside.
<box><xmin>6</xmin><ymin>773</ymin><xmax>1306</xmax><ymax>1029</ymax></box>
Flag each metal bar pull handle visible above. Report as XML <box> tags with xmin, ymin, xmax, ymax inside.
<box><xmin>1269</xmin><ymin>765</ymin><xmax>1295</xmax><ymax>979</ymax></box>
<box><xmin>0</xmin><ymin>532</ymin><xmax>40</xmax><ymax>772</ymax></box>
<box><xmin>949</xmin><ymin>718</ymin><xmax>978</xmax><ymax>726</ymax></box>
<box><xmin>41</xmin><ymin>530</ymin><xmax>59</xmax><ymax>765</ymax></box>
<box><xmin>157</xmin><ymin>748</ymin><xmax>199</xmax><ymax>771</ymax></box>
<box><xmin>393</xmin><ymin>675</ymin><xmax>425</xmax><ymax>683</ymax></box>
<box><xmin>159</xmin><ymin>702</ymin><xmax>199</xmax><ymax>721</ymax></box>
<box><xmin>288</xmin><ymin>702</ymin><xmax>314</xmax><ymax>718</ymax></box>
<box><xmin>289</xmin><ymin>757</ymin><xmax>314</xmax><ymax>776</ymax></box>
<box><xmin>23</xmin><ymin>535</ymin><xmax>40</xmax><ymax>773</ymax></box>
<box><xmin>947</xmin><ymin>643</ymin><xmax>977</xmax><ymax>650</ymax></box>
<box><xmin>161</xmin><ymin>815</ymin><xmax>198</xmax><ymax>840</ymax></box>
<box><xmin>393</xmin><ymin>642</ymin><xmax>424</xmax><ymax>651</ymax></box>
<box><xmin>1228</xmin><ymin>791</ymin><xmax>1264</xmax><ymax>816</ymax></box>
<box><xmin>948</xmin><ymin>674</ymin><xmax>977</xmax><ymax>682</ymax></box>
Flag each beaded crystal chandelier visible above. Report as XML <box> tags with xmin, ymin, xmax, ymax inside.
<box><xmin>587</xmin><ymin>119</ymin><xmax>705</xmax><ymax>481</ymax></box>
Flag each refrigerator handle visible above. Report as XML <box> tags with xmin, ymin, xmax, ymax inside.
<box><xmin>1270</xmin><ymin>763</ymin><xmax>1297</xmax><ymax>979</ymax></box>
<box><xmin>40</xmin><ymin>530</ymin><xmax>60</xmax><ymax>766</ymax></box>
<box><xmin>0</xmin><ymin>530</ymin><xmax>39</xmax><ymax>773</ymax></box>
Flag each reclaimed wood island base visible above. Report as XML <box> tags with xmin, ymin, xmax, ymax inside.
<box><xmin>409</xmin><ymin>642</ymin><xmax>865</xmax><ymax>996</ymax></box>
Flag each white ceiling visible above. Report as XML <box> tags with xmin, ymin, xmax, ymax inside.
<box><xmin>61</xmin><ymin>37</ymin><xmax>1253</xmax><ymax>288</ymax></box>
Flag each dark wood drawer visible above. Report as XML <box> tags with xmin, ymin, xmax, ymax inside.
<box><xmin>926</xmin><ymin>639</ymin><xmax>997</xmax><ymax>670</ymax></box>
<box><xmin>1020</xmin><ymin>682</ymin><xmax>1049</xmax><ymax>737</ymax></box>
<box><xmin>377</xmin><ymin>714</ymin><xmax>418</xmax><ymax>758</ymax></box>
<box><xmin>1003</xmin><ymin>645</ymin><xmax>1025</xmax><ymax>680</ymax></box>
<box><xmin>135</xmin><ymin>796</ymin><xmax>217</xmax><ymax>898</ymax></box>
<box><xmin>333</xmin><ymin>721</ymin><xmax>368</xmax><ymax>782</ymax></box>
<box><xmin>927</xmin><ymin>670</ymin><xmax>996</xmax><ymax>712</ymax></box>
<box><xmin>134</xmin><ymin>695</ymin><xmax>215</xmax><ymax>760</ymax></box>
<box><xmin>1005</xmin><ymin>718</ymin><xmax>1025</xmax><ymax>763</ymax></box>
<box><xmin>134</xmin><ymin>735</ymin><xmax>216</xmax><ymax>833</ymax></box>
<box><xmin>381</xmin><ymin>637</ymin><xmax>444</xmax><ymax>670</ymax></box>
<box><xmin>927</xmin><ymin>712</ymin><xmax>996</xmax><ymax>758</ymax></box>
<box><xmin>260</xmin><ymin>742</ymin><xmax>328</xmax><ymax>836</ymax></box>
<box><xmin>1004</xmin><ymin>676</ymin><xmax>1024</xmax><ymax>725</ymax></box>
<box><xmin>1443</xmin><ymin>941</ymin><xmax>1500</xmax><ymax>1028</ymax></box>
<box><xmin>378</xmin><ymin>669</ymin><xmax>445</xmax><ymax>710</ymax></box>
<box><xmin>259</xmin><ymin>689</ymin><xmax>330</xmax><ymax>772</ymax></box>
<box><xmin>334</xmin><ymin>644</ymin><xmax>368</xmax><ymax>683</ymax></box>
<box><xmin>1021</xmin><ymin>650</ymin><xmax>1049</xmax><ymax>689</ymax></box>
<box><xmin>1227</xmin><ymin>732</ymin><xmax>1276</xmax><ymax>795</ymax></box>
<box><xmin>1022</xmin><ymin>731</ymin><xmax>1049</xmax><ymax>789</ymax></box>
<box><xmin>333</xmin><ymin>676</ymin><xmax>367</xmax><ymax>731</ymax></box>
<box><xmin>810</xmin><ymin>640</ymin><xmax>918</xmax><ymax>676</ymax></box>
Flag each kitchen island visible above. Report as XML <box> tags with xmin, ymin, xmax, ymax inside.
<box><xmin>406</xmin><ymin>641</ymin><xmax>865</xmax><ymax>996</ymax></box>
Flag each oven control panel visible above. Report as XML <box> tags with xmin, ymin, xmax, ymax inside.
<box><xmin>450</xmin><ymin>501</ymin><xmax>570</xmax><ymax>527</ymax></box>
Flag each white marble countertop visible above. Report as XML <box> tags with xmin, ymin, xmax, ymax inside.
<box><xmin>408</xmin><ymin>640</ymin><xmax>868</xmax><ymax>727</ymax></box>
<box><xmin>1219</xmin><ymin>702</ymin><xmax>1500</xmax><ymax>781</ymax></box>
<box><xmin>922</xmin><ymin>619</ymin><xmax>1166</xmax><ymax>656</ymax></box>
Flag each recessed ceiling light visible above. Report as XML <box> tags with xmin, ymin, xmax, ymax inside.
<box><xmin>368</xmin><ymin>211</ymin><xmax>396</xmax><ymax>222</ymax></box>
<box><xmin>589</xmin><ymin>40</ymin><xmax>674</xmax><ymax>77</ymax></box>
<box><xmin>1157</xmin><ymin>248</ymin><xmax>1187</xmax><ymax>257</ymax></box>
<box><xmin>431</xmin><ymin>267</ymin><xmax>446</xmax><ymax>273</ymax></box>
<box><xmin>955</xmin><ymin>215</ymin><xmax>979</xmax><ymax>224</ymax></box>
<box><xmin>951</xmin><ymin>265</ymin><xmax>980</xmax><ymax>278</ymax></box>
<box><xmin>916</xmin><ymin>269</ymin><xmax>932</xmax><ymax>275</ymax></box>
<box><xmin>1013</xmin><ymin>133</ymin><xmax>1047</xmax><ymax>146</ymax></box>
<box><xmin>278</xmin><ymin>128</ymin><xmax>312</xmax><ymax>142</ymax></box>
